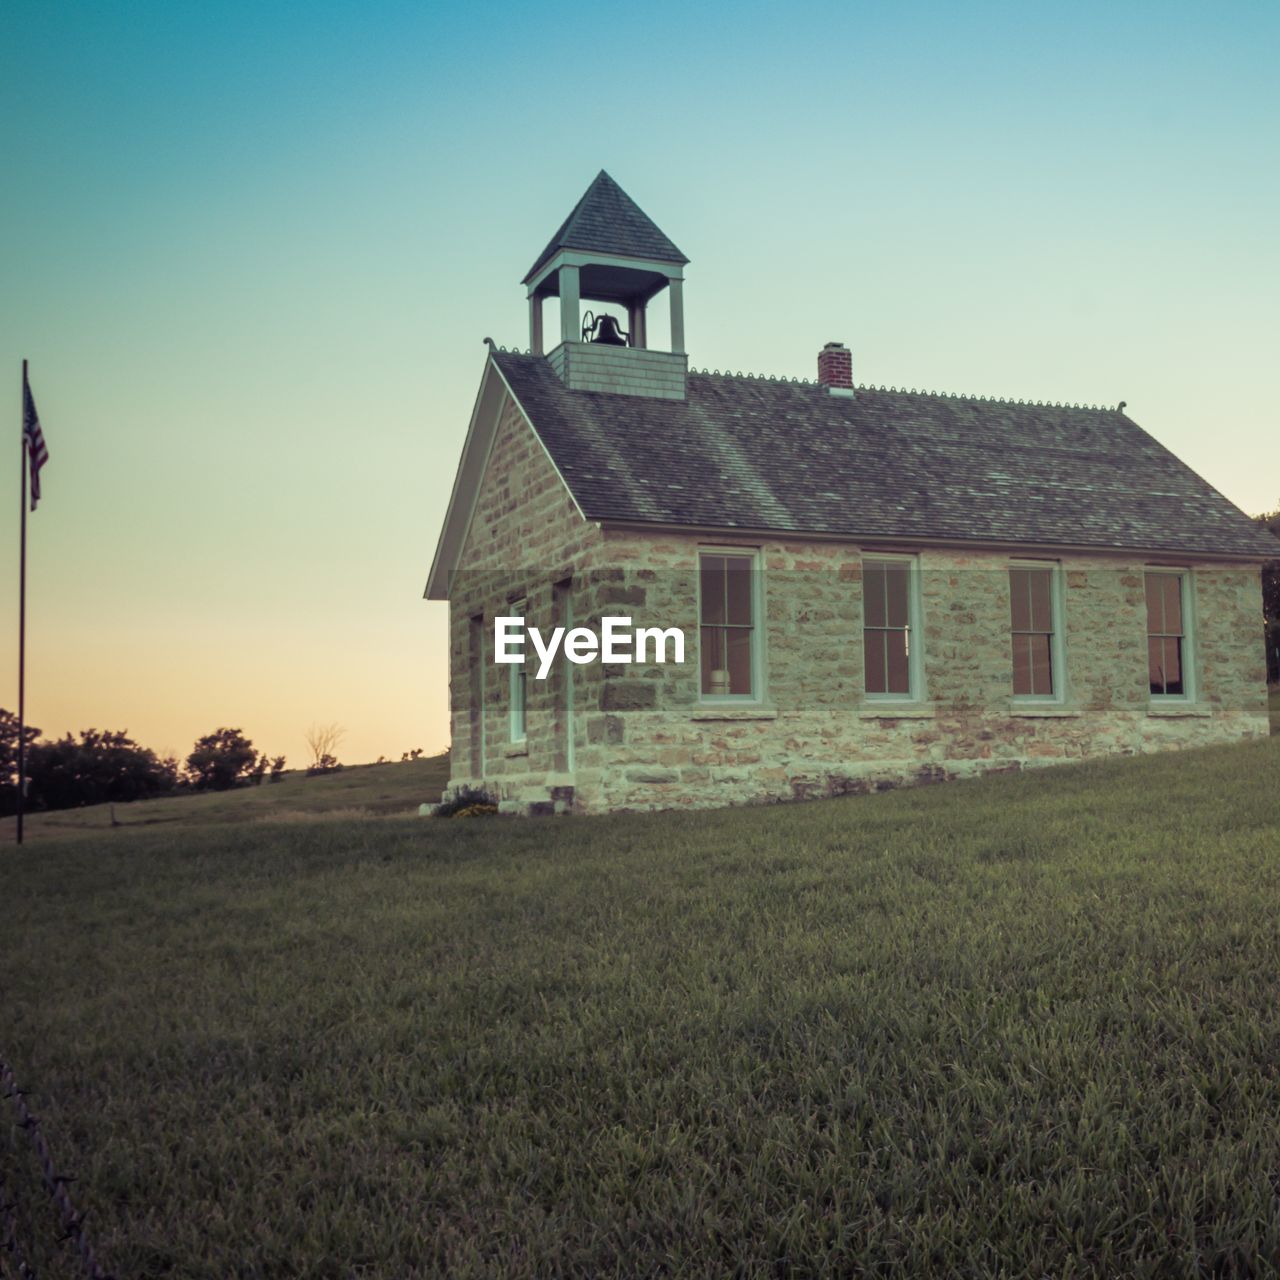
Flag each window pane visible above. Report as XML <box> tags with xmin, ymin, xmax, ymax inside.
<box><xmin>1029</xmin><ymin>633</ymin><xmax>1053</xmax><ymax>696</ymax></box>
<box><xmin>1152</xmin><ymin>634</ymin><xmax>1177</xmax><ymax>696</ymax></box>
<box><xmin>700</xmin><ymin>557</ymin><xmax>725</xmax><ymax>626</ymax></box>
<box><xmin>864</xmin><ymin>564</ymin><xmax>886</xmax><ymax>628</ymax></box>
<box><xmin>701</xmin><ymin>625</ymin><xmax>727</xmax><ymax>694</ymax></box>
<box><xmin>1012</xmin><ymin>633</ymin><xmax>1032</xmax><ymax>695</ymax></box>
<box><xmin>726</xmin><ymin>628</ymin><xmax>753</xmax><ymax>695</ymax></box>
<box><xmin>1145</xmin><ymin>574</ymin><xmax>1165</xmax><ymax>635</ymax></box>
<box><xmin>1010</xmin><ymin>569</ymin><xmax>1031</xmax><ymax>633</ymax></box>
<box><xmin>1028</xmin><ymin>570</ymin><xmax>1052</xmax><ymax>633</ymax></box>
<box><xmin>1162</xmin><ymin>636</ymin><xmax>1183</xmax><ymax>695</ymax></box>
<box><xmin>1148</xmin><ymin>636</ymin><xmax>1168</xmax><ymax>694</ymax></box>
<box><xmin>725</xmin><ymin>557</ymin><xmax>753</xmax><ymax>625</ymax></box>
<box><xmin>884</xmin><ymin>564</ymin><xmax>909</xmax><ymax>628</ymax></box>
<box><xmin>864</xmin><ymin>630</ymin><xmax>886</xmax><ymax>694</ymax></box>
<box><xmin>511</xmin><ymin>602</ymin><xmax>527</xmax><ymax>739</ymax></box>
<box><xmin>513</xmin><ymin>669</ymin><xmax>526</xmax><ymax>738</ymax></box>
<box><xmin>1162</xmin><ymin>576</ymin><xmax>1183</xmax><ymax>637</ymax></box>
<box><xmin>885</xmin><ymin>628</ymin><xmax>910</xmax><ymax>694</ymax></box>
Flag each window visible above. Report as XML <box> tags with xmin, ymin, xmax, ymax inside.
<box><xmin>509</xmin><ymin>598</ymin><xmax>527</xmax><ymax>740</ymax></box>
<box><xmin>863</xmin><ymin>557</ymin><xmax>920</xmax><ymax>698</ymax></box>
<box><xmin>1146</xmin><ymin>571</ymin><xmax>1190</xmax><ymax>698</ymax></box>
<box><xmin>699</xmin><ymin>550</ymin><xmax>759</xmax><ymax>698</ymax></box>
<box><xmin>1009</xmin><ymin>564</ymin><xmax>1062</xmax><ymax>698</ymax></box>
<box><xmin>553</xmin><ymin>580</ymin><xmax>574</xmax><ymax>771</ymax></box>
<box><xmin>469</xmin><ymin>614</ymin><xmax>486</xmax><ymax>774</ymax></box>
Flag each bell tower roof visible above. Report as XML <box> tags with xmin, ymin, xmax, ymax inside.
<box><xmin>522</xmin><ymin>170</ymin><xmax>690</xmax><ymax>393</ymax></box>
<box><xmin>522</xmin><ymin>170</ymin><xmax>688</xmax><ymax>285</ymax></box>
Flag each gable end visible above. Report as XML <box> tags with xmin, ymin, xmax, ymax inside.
<box><xmin>425</xmin><ymin>354</ymin><xmax>587</xmax><ymax>600</ymax></box>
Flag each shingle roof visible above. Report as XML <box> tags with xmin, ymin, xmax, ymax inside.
<box><xmin>523</xmin><ymin>171</ymin><xmax>689</xmax><ymax>285</ymax></box>
<box><xmin>491</xmin><ymin>351</ymin><xmax>1279</xmax><ymax>560</ymax></box>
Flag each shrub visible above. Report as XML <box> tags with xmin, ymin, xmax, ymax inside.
<box><xmin>186</xmin><ymin>728</ymin><xmax>257</xmax><ymax>791</ymax></box>
<box><xmin>25</xmin><ymin>728</ymin><xmax>176</xmax><ymax>812</ymax></box>
<box><xmin>0</xmin><ymin>707</ymin><xmax>40</xmax><ymax>816</ymax></box>
<box><xmin>1255</xmin><ymin>508</ymin><xmax>1279</xmax><ymax>682</ymax></box>
<box><xmin>305</xmin><ymin>723</ymin><xmax>344</xmax><ymax>772</ymax></box>
<box><xmin>434</xmin><ymin>787</ymin><xmax>495</xmax><ymax>818</ymax></box>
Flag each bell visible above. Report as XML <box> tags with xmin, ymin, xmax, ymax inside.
<box><xmin>591</xmin><ymin>313</ymin><xmax>628</xmax><ymax>346</ymax></box>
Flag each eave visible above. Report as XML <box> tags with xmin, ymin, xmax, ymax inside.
<box><xmin>596</xmin><ymin>519</ymin><xmax>1273</xmax><ymax>565</ymax></box>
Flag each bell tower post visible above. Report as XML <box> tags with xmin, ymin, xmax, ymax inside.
<box><xmin>558</xmin><ymin>263</ymin><xmax>581</xmax><ymax>347</ymax></box>
<box><xmin>668</xmin><ymin>278</ymin><xmax>685</xmax><ymax>355</ymax></box>
<box><xmin>529</xmin><ymin>295</ymin><xmax>543</xmax><ymax>355</ymax></box>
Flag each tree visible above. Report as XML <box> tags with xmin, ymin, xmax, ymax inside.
<box><xmin>307</xmin><ymin>753</ymin><xmax>342</xmax><ymax>777</ymax></box>
<box><xmin>186</xmin><ymin>728</ymin><xmax>257</xmax><ymax>791</ymax></box>
<box><xmin>1257</xmin><ymin>508</ymin><xmax>1280</xmax><ymax>683</ymax></box>
<box><xmin>157</xmin><ymin>749</ymin><xmax>183</xmax><ymax>792</ymax></box>
<box><xmin>0</xmin><ymin>708</ymin><xmax>40</xmax><ymax>817</ymax></box>
<box><xmin>26</xmin><ymin>729</ymin><xmax>176</xmax><ymax>812</ymax></box>
<box><xmin>268</xmin><ymin>755</ymin><xmax>286</xmax><ymax>783</ymax></box>
<box><xmin>304</xmin><ymin>723</ymin><xmax>344</xmax><ymax>773</ymax></box>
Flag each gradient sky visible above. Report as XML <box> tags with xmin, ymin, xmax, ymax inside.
<box><xmin>2</xmin><ymin>0</ymin><xmax>1277</xmax><ymax>767</ymax></box>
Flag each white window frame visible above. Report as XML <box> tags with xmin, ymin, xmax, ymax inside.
<box><xmin>1009</xmin><ymin>559</ymin><xmax>1066</xmax><ymax>703</ymax></box>
<box><xmin>1145</xmin><ymin>568</ymin><xmax>1196</xmax><ymax>702</ymax></box>
<box><xmin>555</xmin><ymin>579</ymin><xmax>575</xmax><ymax>773</ymax></box>
<box><xmin>862</xmin><ymin>553</ymin><xmax>925</xmax><ymax>702</ymax></box>
<box><xmin>509</xmin><ymin>598</ymin><xmax>528</xmax><ymax>742</ymax></box>
<box><xmin>696</xmin><ymin>546</ymin><xmax>766</xmax><ymax>703</ymax></box>
<box><xmin>470</xmin><ymin>613</ymin><xmax>487</xmax><ymax>775</ymax></box>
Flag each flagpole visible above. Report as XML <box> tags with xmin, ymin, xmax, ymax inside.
<box><xmin>17</xmin><ymin>359</ymin><xmax>27</xmax><ymax>845</ymax></box>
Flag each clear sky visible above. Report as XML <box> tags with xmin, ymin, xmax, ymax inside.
<box><xmin>2</xmin><ymin>0</ymin><xmax>1276</xmax><ymax>766</ymax></box>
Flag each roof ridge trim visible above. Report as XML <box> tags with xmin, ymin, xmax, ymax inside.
<box><xmin>683</xmin><ymin>366</ymin><xmax>1118</xmax><ymax>410</ymax></box>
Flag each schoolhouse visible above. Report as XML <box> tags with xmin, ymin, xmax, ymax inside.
<box><xmin>426</xmin><ymin>171</ymin><xmax>1275</xmax><ymax>813</ymax></box>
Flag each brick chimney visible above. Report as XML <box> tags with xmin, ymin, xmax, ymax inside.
<box><xmin>817</xmin><ymin>342</ymin><xmax>854</xmax><ymax>396</ymax></box>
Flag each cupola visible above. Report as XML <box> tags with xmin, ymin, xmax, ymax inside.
<box><xmin>523</xmin><ymin>171</ymin><xmax>689</xmax><ymax>400</ymax></box>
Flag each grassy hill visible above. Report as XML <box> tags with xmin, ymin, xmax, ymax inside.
<box><xmin>0</xmin><ymin>752</ymin><xmax>451</xmax><ymax>843</ymax></box>
<box><xmin>0</xmin><ymin>698</ymin><xmax>1276</xmax><ymax>1276</ymax></box>
<box><xmin>6</xmin><ymin>690</ymin><xmax>1274</xmax><ymax>843</ymax></box>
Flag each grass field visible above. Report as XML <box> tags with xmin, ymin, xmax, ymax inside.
<box><xmin>1</xmin><ymin>696</ymin><xmax>1277</xmax><ymax>1276</ymax></box>
<box><xmin>0</xmin><ymin>753</ymin><xmax>451</xmax><ymax>843</ymax></box>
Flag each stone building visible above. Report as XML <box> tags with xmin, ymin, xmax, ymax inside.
<box><xmin>425</xmin><ymin>171</ymin><xmax>1276</xmax><ymax>814</ymax></box>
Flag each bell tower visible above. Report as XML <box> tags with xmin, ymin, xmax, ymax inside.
<box><xmin>523</xmin><ymin>171</ymin><xmax>689</xmax><ymax>400</ymax></box>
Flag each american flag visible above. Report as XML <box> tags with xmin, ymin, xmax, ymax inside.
<box><xmin>22</xmin><ymin>366</ymin><xmax>49</xmax><ymax>511</ymax></box>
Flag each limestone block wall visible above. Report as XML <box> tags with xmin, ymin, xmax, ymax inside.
<box><xmin>556</xmin><ymin>533</ymin><xmax>1268</xmax><ymax>812</ymax></box>
<box><xmin>444</xmin><ymin>392</ymin><xmax>601</xmax><ymax>809</ymax></box>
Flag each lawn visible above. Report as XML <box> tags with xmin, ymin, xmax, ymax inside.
<box><xmin>1</xmin><ymin>705</ymin><xmax>1278</xmax><ymax>1277</ymax></box>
